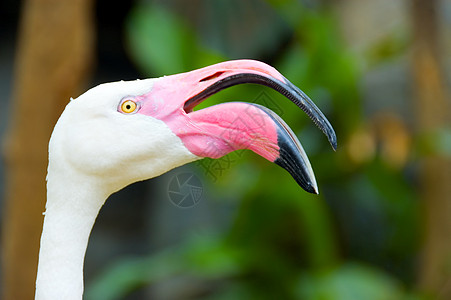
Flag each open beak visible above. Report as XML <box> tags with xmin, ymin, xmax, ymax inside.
<box><xmin>138</xmin><ymin>60</ymin><xmax>336</xmax><ymax>194</ymax></box>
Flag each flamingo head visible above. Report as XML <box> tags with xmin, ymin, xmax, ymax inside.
<box><xmin>50</xmin><ymin>60</ymin><xmax>336</xmax><ymax>194</ymax></box>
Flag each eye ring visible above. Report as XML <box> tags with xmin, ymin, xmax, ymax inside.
<box><xmin>119</xmin><ymin>99</ymin><xmax>139</xmax><ymax>114</ymax></box>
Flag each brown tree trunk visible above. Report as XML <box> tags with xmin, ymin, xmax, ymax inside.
<box><xmin>1</xmin><ymin>0</ymin><xmax>94</xmax><ymax>299</ymax></box>
<box><xmin>411</xmin><ymin>0</ymin><xmax>451</xmax><ymax>298</ymax></box>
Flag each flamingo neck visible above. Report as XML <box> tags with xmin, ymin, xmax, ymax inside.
<box><xmin>35</xmin><ymin>166</ymin><xmax>109</xmax><ymax>300</ymax></box>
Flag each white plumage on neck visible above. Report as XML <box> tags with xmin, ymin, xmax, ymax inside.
<box><xmin>36</xmin><ymin>168</ymin><xmax>107</xmax><ymax>299</ymax></box>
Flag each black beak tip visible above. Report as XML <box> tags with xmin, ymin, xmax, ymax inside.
<box><xmin>328</xmin><ymin>126</ymin><xmax>337</xmax><ymax>151</ymax></box>
<box><xmin>250</xmin><ymin>103</ymin><xmax>321</xmax><ymax>195</ymax></box>
<box><xmin>274</xmin><ymin>135</ymin><xmax>320</xmax><ymax>194</ymax></box>
<box><xmin>305</xmin><ymin>182</ymin><xmax>319</xmax><ymax>194</ymax></box>
<box><xmin>274</xmin><ymin>156</ymin><xmax>319</xmax><ymax>194</ymax></box>
<box><xmin>331</xmin><ymin>136</ymin><xmax>338</xmax><ymax>152</ymax></box>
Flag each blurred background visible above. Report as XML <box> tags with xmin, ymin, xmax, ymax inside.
<box><xmin>1</xmin><ymin>0</ymin><xmax>450</xmax><ymax>299</ymax></box>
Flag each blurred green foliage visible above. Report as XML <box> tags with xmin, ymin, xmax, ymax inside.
<box><xmin>86</xmin><ymin>0</ymin><xmax>424</xmax><ymax>299</ymax></box>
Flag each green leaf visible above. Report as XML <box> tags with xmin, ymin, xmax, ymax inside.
<box><xmin>125</xmin><ymin>3</ymin><xmax>225</xmax><ymax>76</ymax></box>
<box><xmin>296</xmin><ymin>263</ymin><xmax>405</xmax><ymax>300</ymax></box>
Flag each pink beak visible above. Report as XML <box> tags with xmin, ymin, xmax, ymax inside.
<box><xmin>136</xmin><ymin>60</ymin><xmax>336</xmax><ymax>194</ymax></box>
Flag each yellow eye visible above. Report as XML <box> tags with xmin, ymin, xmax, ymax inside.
<box><xmin>120</xmin><ymin>100</ymin><xmax>138</xmax><ymax>114</ymax></box>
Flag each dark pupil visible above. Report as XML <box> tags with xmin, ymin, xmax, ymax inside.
<box><xmin>126</xmin><ymin>104</ymin><xmax>131</xmax><ymax>110</ymax></box>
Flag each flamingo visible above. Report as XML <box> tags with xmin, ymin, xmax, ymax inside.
<box><xmin>34</xmin><ymin>60</ymin><xmax>336</xmax><ymax>299</ymax></box>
